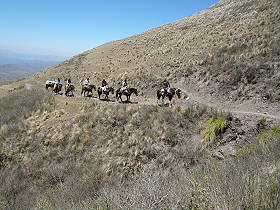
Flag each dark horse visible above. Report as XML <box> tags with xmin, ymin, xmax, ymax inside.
<box><xmin>45</xmin><ymin>81</ymin><xmax>55</xmax><ymax>90</ymax></box>
<box><xmin>53</xmin><ymin>84</ymin><xmax>62</xmax><ymax>94</ymax></box>
<box><xmin>81</xmin><ymin>85</ymin><xmax>96</xmax><ymax>97</ymax></box>
<box><xmin>157</xmin><ymin>88</ymin><xmax>181</xmax><ymax>105</ymax></box>
<box><xmin>97</xmin><ymin>86</ymin><xmax>114</xmax><ymax>100</ymax></box>
<box><xmin>116</xmin><ymin>87</ymin><xmax>138</xmax><ymax>102</ymax></box>
<box><xmin>65</xmin><ymin>84</ymin><xmax>75</xmax><ymax>97</ymax></box>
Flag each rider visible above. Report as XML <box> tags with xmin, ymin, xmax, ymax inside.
<box><xmin>121</xmin><ymin>78</ymin><xmax>128</xmax><ymax>93</ymax></box>
<box><xmin>101</xmin><ymin>79</ymin><xmax>108</xmax><ymax>91</ymax></box>
<box><xmin>66</xmin><ymin>78</ymin><xmax>72</xmax><ymax>88</ymax></box>
<box><xmin>83</xmin><ymin>78</ymin><xmax>90</xmax><ymax>87</ymax></box>
<box><xmin>56</xmin><ymin>78</ymin><xmax>61</xmax><ymax>84</ymax></box>
<box><xmin>54</xmin><ymin>78</ymin><xmax>62</xmax><ymax>92</ymax></box>
<box><xmin>162</xmin><ymin>79</ymin><xmax>170</xmax><ymax>93</ymax></box>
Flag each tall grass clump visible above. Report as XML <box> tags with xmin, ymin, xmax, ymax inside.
<box><xmin>201</xmin><ymin>113</ymin><xmax>229</xmax><ymax>146</ymax></box>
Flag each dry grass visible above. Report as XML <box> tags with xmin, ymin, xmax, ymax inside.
<box><xmin>0</xmin><ymin>90</ymin><xmax>278</xmax><ymax>210</ymax></box>
<box><xmin>1</xmin><ymin>0</ymin><xmax>280</xmax><ymax>209</ymax></box>
<box><xmin>27</xmin><ymin>135</ymin><xmax>280</xmax><ymax>210</ymax></box>
<box><xmin>0</xmin><ymin>96</ymin><xmax>210</xmax><ymax>210</ymax></box>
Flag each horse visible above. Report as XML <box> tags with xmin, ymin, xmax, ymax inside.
<box><xmin>81</xmin><ymin>84</ymin><xmax>96</xmax><ymax>97</ymax></box>
<box><xmin>45</xmin><ymin>81</ymin><xmax>55</xmax><ymax>89</ymax></box>
<box><xmin>65</xmin><ymin>84</ymin><xmax>75</xmax><ymax>97</ymax></box>
<box><xmin>53</xmin><ymin>83</ymin><xmax>62</xmax><ymax>94</ymax></box>
<box><xmin>116</xmin><ymin>87</ymin><xmax>138</xmax><ymax>102</ymax></box>
<box><xmin>157</xmin><ymin>88</ymin><xmax>181</xmax><ymax>106</ymax></box>
<box><xmin>97</xmin><ymin>86</ymin><xmax>114</xmax><ymax>100</ymax></box>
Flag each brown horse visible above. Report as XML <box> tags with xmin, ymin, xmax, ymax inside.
<box><xmin>65</xmin><ymin>84</ymin><xmax>75</xmax><ymax>97</ymax></box>
<box><xmin>116</xmin><ymin>87</ymin><xmax>138</xmax><ymax>102</ymax></box>
<box><xmin>81</xmin><ymin>84</ymin><xmax>96</xmax><ymax>97</ymax></box>
<box><xmin>157</xmin><ymin>88</ymin><xmax>181</xmax><ymax>105</ymax></box>
<box><xmin>97</xmin><ymin>86</ymin><xmax>114</xmax><ymax>100</ymax></box>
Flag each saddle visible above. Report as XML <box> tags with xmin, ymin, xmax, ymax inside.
<box><xmin>121</xmin><ymin>87</ymin><xmax>128</xmax><ymax>93</ymax></box>
<box><xmin>161</xmin><ymin>87</ymin><xmax>170</xmax><ymax>94</ymax></box>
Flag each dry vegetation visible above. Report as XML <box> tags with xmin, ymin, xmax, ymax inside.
<box><xmin>0</xmin><ymin>88</ymin><xmax>279</xmax><ymax>209</ymax></box>
<box><xmin>31</xmin><ymin>0</ymin><xmax>280</xmax><ymax>102</ymax></box>
<box><xmin>1</xmin><ymin>0</ymin><xmax>280</xmax><ymax>209</ymax></box>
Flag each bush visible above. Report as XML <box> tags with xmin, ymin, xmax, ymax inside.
<box><xmin>201</xmin><ymin>113</ymin><xmax>229</xmax><ymax>147</ymax></box>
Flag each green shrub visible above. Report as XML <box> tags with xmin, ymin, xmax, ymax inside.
<box><xmin>201</xmin><ymin>113</ymin><xmax>227</xmax><ymax>146</ymax></box>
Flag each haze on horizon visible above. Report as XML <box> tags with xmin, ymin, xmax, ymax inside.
<box><xmin>1</xmin><ymin>0</ymin><xmax>218</xmax><ymax>58</ymax></box>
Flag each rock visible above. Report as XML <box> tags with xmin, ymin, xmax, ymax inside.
<box><xmin>212</xmin><ymin>151</ymin><xmax>224</xmax><ymax>160</ymax></box>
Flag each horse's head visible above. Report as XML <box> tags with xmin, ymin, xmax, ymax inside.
<box><xmin>132</xmin><ymin>88</ymin><xmax>138</xmax><ymax>96</ymax></box>
<box><xmin>176</xmin><ymin>88</ymin><xmax>181</xmax><ymax>99</ymax></box>
<box><xmin>91</xmin><ymin>85</ymin><xmax>96</xmax><ymax>91</ymax></box>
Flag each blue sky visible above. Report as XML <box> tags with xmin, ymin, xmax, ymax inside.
<box><xmin>0</xmin><ymin>0</ymin><xmax>218</xmax><ymax>57</ymax></box>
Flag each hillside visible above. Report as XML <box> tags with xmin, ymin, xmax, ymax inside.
<box><xmin>0</xmin><ymin>0</ymin><xmax>280</xmax><ymax>209</ymax></box>
<box><xmin>33</xmin><ymin>0</ymin><xmax>280</xmax><ymax>104</ymax></box>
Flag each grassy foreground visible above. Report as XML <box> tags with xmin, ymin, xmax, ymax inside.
<box><xmin>0</xmin><ymin>89</ymin><xmax>279</xmax><ymax>210</ymax></box>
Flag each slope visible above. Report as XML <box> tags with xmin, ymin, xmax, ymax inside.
<box><xmin>31</xmin><ymin>0</ymin><xmax>280</xmax><ymax>105</ymax></box>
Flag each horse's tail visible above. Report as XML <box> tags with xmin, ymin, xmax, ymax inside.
<box><xmin>157</xmin><ymin>90</ymin><xmax>161</xmax><ymax>100</ymax></box>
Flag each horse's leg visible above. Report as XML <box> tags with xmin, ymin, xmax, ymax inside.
<box><xmin>157</xmin><ymin>91</ymin><xmax>160</xmax><ymax>104</ymax></box>
<box><xmin>169</xmin><ymin>96</ymin><xmax>173</xmax><ymax>106</ymax></box>
<box><xmin>126</xmin><ymin>94</ymin><xmax>128</xmax><ymax>102</ymax></box>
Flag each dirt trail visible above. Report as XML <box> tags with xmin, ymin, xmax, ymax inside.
<box><xmin>1</xmin><ymin>81</ymin><xmax>279</xmax><ymax>122</ymax></box>
<box><xmin>55</xmin><ymin>88</ymin><xmax>280</xmax><ymax>123</ymax></box>
<box><xmin>184</xmin><ymin>91</ymin><xmax>280</xmax><ymax>122</ymax></box>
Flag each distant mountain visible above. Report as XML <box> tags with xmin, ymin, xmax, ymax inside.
<box><xmin>0</xmin><ymin>49</ymin><xmax>68</xmax><ymax>80</ymax></box>
<box><xmin>0</xmin><ymin>49</ymin><xmax>68</xmax><ymax>65</ymax></box>
<box><xmin>0</xmin><ymin>61</ymin><xmax>59</xmax><ymax>81</ymax></box>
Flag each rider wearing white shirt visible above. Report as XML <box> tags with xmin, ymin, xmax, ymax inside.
<box><xmin>121</xmin><ymin>78</ymin><xmax>128</xmax><ymax>92</ymax></box>
<box><xmin>83</xmin><ymin>78</ymin><xmax>90</xmax><ymax>86</ymax></box>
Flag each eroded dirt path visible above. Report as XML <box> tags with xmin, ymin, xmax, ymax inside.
<box><xmin>1</xmin><ymin>81</ymin><xmax>279</xmax><ymax>123</ymax></box>
<box><xmin>56</xmin><ymin>89</ymin><xmax>280</xmax><ymax>124</ymax></box>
